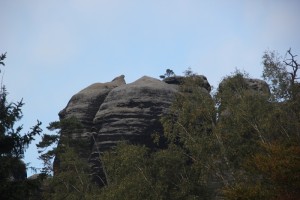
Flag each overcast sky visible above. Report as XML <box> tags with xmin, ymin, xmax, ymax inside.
<box><xmin>1</xmin><ymin>0</ymin><xmax>299</xmax><ymax>176</ymax></box>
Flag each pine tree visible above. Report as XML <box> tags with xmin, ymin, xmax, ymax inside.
<box><xmin>37</xmin><ymin>117</ymin><xmax>99</xmax><ymax>199</ymax></box>
<box><xmin>0</xmin><ymin>53</ymin><xmax>42</xmax><ymax>200</ymax></box>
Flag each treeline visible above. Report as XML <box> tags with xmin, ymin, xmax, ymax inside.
<box><xmin>1</xmin><ymin>49</ymin><xmax>299</xmax><ymax>199</ymax></box>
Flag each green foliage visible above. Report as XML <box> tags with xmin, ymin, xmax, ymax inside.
<box><xmin>217</xmin><ymin>68</ymin><xmax>300</xmax><ymax>199</ymax></box>
<box><xmin>262</xmin><ymin>49</ymin><xmax>299</xmax><ymax>101</ymax></box>
<box><xmin>0</xmin><ymin>53</ymin><xmax>43</xmax><ymax>199</ymax></box>
<box><xmin>41</xmin><ymin>147</ymin><xmax>98</xmax><ymax>200</ymax></box>
<box><xmin>99</xmin><ymin>71</ymin><xmax>217</xmax><ymax>199</ymax></box>
<box><xmin>215</xmin><ymin>72</ymin><xmax>271</xmax><ymax>167</ymax></box>
<box><xmin>39</xmin><ymin>50</ymin><xmax>300</xmax><ymax>199</ymax></box>
<box><xmin>99</xmin><ymin>143</ymin><xmax>153</xmax><ymax>200</ymax></box>
<box><xmin>100</xmin><ymin>142</ymin><xmax>211</xmax><ymax>200</ymax></box>
<box><xmin>38</xmin><ymin>117</ymin><xmax>99</xmax><ymax>199</ymax></box>
<box><xmin>159</xmin><ymin>68</ymin><xmax>175</xmax><ymax>79</ymax></box>
<box><xmin>0</xmin><ymin>52</ymin><xmax>6</xmax><ymax>67</ymax></box>
<box><xmin>37</xmin><ymin>117</ymin><xmax>83</xmax><ymax>175</ymax></box>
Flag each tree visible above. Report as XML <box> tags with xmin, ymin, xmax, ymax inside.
<box><xmin>37</xmin><ymin>117</ymin><xmax>82</xmax><ymax>175</ymax></box>
<box><xmin>159</xmin><ymin>68</ymin><xmax>175</xmax><ymax>79</ymax></box>
<box><xmin>218</xmin><ymin>60</ymin><xmax>300</xmax><ymax>199</ymax></box>
<box><xmin>0</xmin><ymin>53</ymin><xmax>43</xmax><ymax>200</ymax></box>
<box><xmin>34</xmin><ymin>50</ymin><xmax>300</xmax><ymax>199</ymax></box>
<box><xmin>160</xmin><ymin>70</ymin><xmax>220</xmax><ymax>198</ymax></box>
<box><xmin>262</xmin><ymin>48</ymin><xmax>299</xmax><ymax>101</ymax></box>
<box><xmin>99</xmin><ymin>70</ymin><xmax>218</xmax><ymax>199</ymax></box>
<box><xmin>37</xmin><ymin>117</ymin><xmax>99</xmax><ymax>199</ymax></box>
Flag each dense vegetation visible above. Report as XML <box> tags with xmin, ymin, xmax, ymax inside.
<box><xmin>96</xmin><ymin>49</ymin><xmax>300</xmax><ymax>200</ymax></box>
<box><xmin>1</xmin><ymin>49</ymin><xmax>299</xmax><ymax>199</ymax></box>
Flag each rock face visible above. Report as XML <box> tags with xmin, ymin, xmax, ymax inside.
<box><xmin>244</xmin><ymin>78</ymin><xmax>270</xmax><ymax>95</ymax></box>
<box><xmin>93</xmin><ymin>76</ymin><xmax>178</xmax><ymax>148</ymax></box>
<box><xmin>219</xmin><ymin>77</ymin><xmax>270</xmax><ymax>96</ymax></box>
<box><xmin>57</xmin><ymin>74</ymin><xmax>270</xmax><ymax>186</ymax></box>
<box><xmin>218</xmin><ymin>77</ymin><xmax>270</xmax><ymax>119</ymax></box>
<box><xmin>58</xmin><ymin>74</ymin><xmax>211</xmax><ymax>185</ymax></box>
<box><xmin>59</xmin><ymin>75</ymin><xmax>126</xmax><ymax>130</ymax></box>
<box><xmin>89</xmin><ymin>76</ymin><xmax>180</xmax><ymax>184</ymax></box>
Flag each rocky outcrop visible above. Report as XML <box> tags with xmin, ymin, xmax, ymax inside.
<box><xmin>57</xmin><ymin>74</ymin><xmax>211</xmax><ymax>185</ymax></box>
<box><xmin>57</xmin><ymin>73</ymin><xmax>271</xmax><ymax>187</ymax></box>
<box><xmin>57</xmin><ymin>76</ymin><xmax>169</xmax><ymax>184</ymax></box>
<box><xmin>93</xmin><ymin>76</ymin><xmax>178</xmax><ymax>148</ymax></box>
<box><xmin>218</xmin><ymin>77</ymin><xmax>270</xmax><ymax>119</ymax></box>
<box><xmin>57</xmin><ymin>73</ymin><xmax>272</xmax><ymax>188</ymax></box>
<box><xmin>244</xmin><ymin>78</ymin><xmax>270</xmax><ymax>95</ymax></box>
<box><xmin>90</xmin><ymin>76</ymin><xmax>179</xmax><ymax>184</ymax></box>
<box><xmin>59</xmin><ymin>75</ymin><xmax>126</xmax><ymax>131</ymax></box>
<box><xmin>219</xmin><ymin>77</ymin><xmax>270</xmax><ymax>96</ymax></box>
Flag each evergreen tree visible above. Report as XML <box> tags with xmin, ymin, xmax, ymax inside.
<box><xmin>37</xmin><ymin>117</ymin><xmax>99</xmax><ymax>199</ymax></box>
<box><xmin>35</xmin><ymin>49</ymin><xmax>300</xmax><ymax>199</ymax></box>
<box><xmin>0</xmin><ymin>52</ymin><xmax>43</xmax><ymax>200</ymax></box>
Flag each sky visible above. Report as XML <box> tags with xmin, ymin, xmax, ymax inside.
<box><xmin>1</xmin><ymin>0</ymin><xmax>300</xmax><ymax>176</ymax></box>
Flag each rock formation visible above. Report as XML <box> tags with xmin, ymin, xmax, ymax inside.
<box><xmin>58</xmin><ymin>75</ymin><xmax>126</xmax><ymax>130</ymax></box>
<box><xmin>93</xmin><ymin>76</ymin><xmax>178</xmax><ymax>150</ymax></box>
<box><xmin>58</xmin><ymin>74</ymin><xmax>210</xmax><ymax>185</ymax></box>
<box><xmin>57</xmin><ymin>74</ymin><xmax>270</xmax><ymax>186</ymax></box>
<box><xmin>218</xmin><ymin>77</ymin><xmax>270</xmax><ymax>119</ymax></box>
<box><xmin>219</xmin><ymin>77</ymin><xmax>270</xmax><ymax>96</ymax></box>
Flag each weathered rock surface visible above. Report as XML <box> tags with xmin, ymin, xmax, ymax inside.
<box><xmin>59</xmin><ymin>75</ymin><xmax>126</xmax><ymax>130</ymax></box>
<box><xmin>57</xmin><ymin>75</ymin><xmax>182</xmax><ymax>184</ymax></box>
<box><xmin>244</xmin><ymin>78</ymin><xmax>270</xmax><ymax>95</ymax></box>
<box><xmin>90</xmin><ymin>76</ymin><xmax>179</xmax><ymax>183</ymax></box>
<box><xmin>57</xmin><ymin>73</ymin><xmax>271</xmax><ymax>187</ymax></box>
<box><xmin>219</xmin><ymin>77</ymin><xmax>270</xmax><ymax>119</ymax></box>
<box><xmin>93</xmin><ymin>76</ymin><xmax>178</xmax><ymax>147</ymax></box>
<box><xmin>219</xmin><ymin>77</ymin><xmax>270</xmax><ymax>96</ymax></box>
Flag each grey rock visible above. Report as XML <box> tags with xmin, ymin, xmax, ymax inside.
<box><xmin>89</xmin><ymin>76</ymin><xmax>179</xmax><ymax>185</ymax></box>
<box><xmin>27</xmin><ymin>174</ymin><xmax>40</xmax><ymax>180</ymax></box>
<box><xmin>55</xmin><ymin>75</ymin><xmax>125</xmax><ymax>179</ymax></box>
<box><xmin>93</xmin><ymin>76</ymin><xmax>178</xmax><ymax>149</ymax></box>
<box><xmin>163</xmin><ymin>75</ymin><xmax>211</xmax><ymax>92</ymax></box>
<box><xmin>244</xmin><ymin>78</ymin><xmax>270</xmax><ymax>95</ymax></box>
<box><xmin>219</xmin><ymin>77</ymin><xmax>270</xmax><ymax>96</ymax></box>
<box><xmin>219</xmin><ymin>77</ymin><xmax>270</xmax><ymax>119</ymax></box>
<box><xmin>57</xmin><ymin>75</ymin><xmax>211</xmax><ymax>186</ymax></box>
<box><xmin>59</xmin><ymin>75</ymin><xmax>126</xmax><ymax>130</ymax></box>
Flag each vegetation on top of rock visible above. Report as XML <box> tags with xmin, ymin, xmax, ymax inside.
<box><xmin>159</xmin><ymin>68</ymin><xmax>175</xmax><ymax>79</ymax></box>
<box><xmin>2</xmin><ymin>48</ymin><xmax>298</xmax><ymax>199</ymax></box>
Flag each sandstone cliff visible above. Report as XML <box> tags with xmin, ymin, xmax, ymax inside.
<box><xmin>58</xmin><ymin>75</ymin><xmax>210</xmax><ymax>184</ymax></box>
<box><xmin>57</xmin><ymin>74</ymin><xmax>269</xmax><ymax>186</ymax></box>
